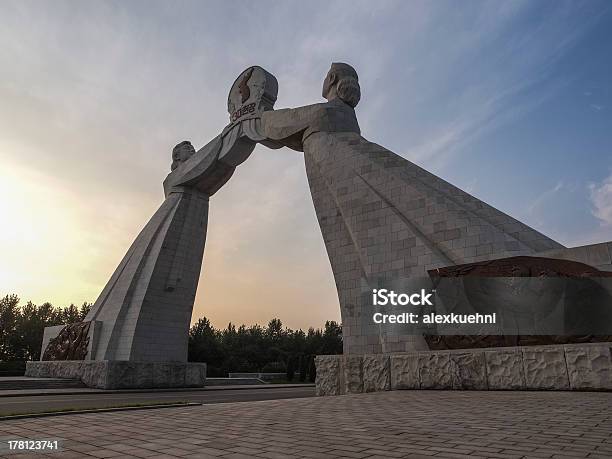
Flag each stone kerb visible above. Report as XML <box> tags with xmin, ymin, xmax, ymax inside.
<box><xmin>315</xmin><ymin>342</ymin><xmax>612</xmax><ymax>395</ymax></box>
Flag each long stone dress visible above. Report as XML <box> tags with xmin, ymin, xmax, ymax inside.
<box><xmin>85</xmin><ymin>122</ymin><xmax>262</xmax><ymax>362</ymax></box>
<box><xmin>261</xmin><ymin>99</ymin><xmax>564</xmax><ymax>354</ymax></box>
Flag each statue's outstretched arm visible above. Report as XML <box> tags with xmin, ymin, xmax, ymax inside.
<box><xmin>257</xmin><ymin>104</ymin><xmax>323</xmax><ymax>152</ymax></box>
<box><xmin>163</xmin><ymin>119</ymin><xmax>264</xmax><ymax>196</ymax></box>
<box><xmin>164</xmin><ymin>65</ymin><xmax>283</xmax><ymax>195</ymax></box>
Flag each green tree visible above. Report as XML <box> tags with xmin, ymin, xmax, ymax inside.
<box><xmin>79</xmin><ymin>302</ymin><xmax>92</xmax><ymax>320</ymax></box>
<box><xmin>188</xmin><ymin>318</ymin><xmax>224</xmax><ymax>375</ymax></box>
<box><xmin>0</xmin><ymin>295</ymin><xmax>97</xmax><ymax>362</ymax></box>
<box><xmin>321</xmin><ymin>321</ymin><xmax>342</xmax><ymax>354</ymax></box>
<box><xmin>308</xmin><ymin>354</ymin><xmax>316</xmax><ymax>383</ymax></box>
<box><xmin>17</xmin><ymin>301</ymin><xmax>63</xmax><ymax>360</ymax></box>
<box><xmin>298</xmin><ymin>354</ymin><xmax>307</xmax><ymax>382</ymax></box>
<box><xmin>286</xmin><ymin>355</ymin><xmax>295</xmax><ymax>381</ymax></box>
<box><xmin>2</xmin><ymin>292</ymin><xmax>344</xmax><ymax>375</ymax></box>
<box><xmin>0</xmin><ymin>295</ymin><xmax>20</xmax><ymax>360</ymax></box>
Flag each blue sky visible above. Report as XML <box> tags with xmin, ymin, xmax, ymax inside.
<box><xmin>1</xmin><ymin>0</ymin><xmax>610</xmax><ymax>329</ymax></box>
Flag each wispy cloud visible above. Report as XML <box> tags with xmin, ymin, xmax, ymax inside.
<box><xmin>527</xmin><ymin>181</ymin><xmax>565</xmax><ymax>216</ymax></box>
<box><xmin>589</xmin><ymin>173</ymin><xmax>612</xmax><ymax>227</ymax></box>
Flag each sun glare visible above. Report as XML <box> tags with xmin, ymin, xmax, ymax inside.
<box><xmin>0</xmin><ymin>164</ymin><xmax>98</xmax><ymax>306</ymax></box>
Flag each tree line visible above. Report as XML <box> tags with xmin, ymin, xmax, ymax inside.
<box><xmin>0</xmin><ymin>294</ymin><xmax>91</xmax><ymax>361</ymax></box>
<box><xmin>0</xmin><ymin>295</ymin><xmax>343</xmax><ymax>380</ymax></box>
<box><xmin>188</xmin><ymin>317</ymin><xmax>342</xmax><ymax>380</ymax></box>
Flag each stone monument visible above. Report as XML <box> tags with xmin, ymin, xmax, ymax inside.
<box><xmin>27</xmin><ymin>66</ymin><xmax>278</xmax><ymax>389</ymax></box>
<box><xmin>26</xmin><ymin>62</ymin><xmax>612</xmax><ymax>392</ymax></box>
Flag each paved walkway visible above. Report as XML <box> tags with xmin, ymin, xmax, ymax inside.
<box><xmin>1</xmin><ymin>391</ymin><xmax>611</xmax><ymax>458</ymax></box>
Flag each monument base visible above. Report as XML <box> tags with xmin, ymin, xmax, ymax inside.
<box><xmin>25</xmin><ymin>360</ymin><xmax>206</xmax><ymax>390</ymax></box>
<box><xmin>315</xmin><ymin>342</ymin><xmax>612</xmax><ymax>395</ymax></box>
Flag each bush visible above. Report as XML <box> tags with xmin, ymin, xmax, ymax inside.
<box><xmin>261</xmin><ymin>361</ymin><xmax>286</xmax><ymax>373</ymax></box>
<box><xmin>0</xmin><ymin>361</ymin><xmax>26</xmax><ymax>376</ymax></box>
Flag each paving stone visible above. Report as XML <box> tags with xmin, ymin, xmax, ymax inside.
<box><xmin>2</xmin><ymin>392</ymin><xmax>610</xmax><ymax>458</ymax></box>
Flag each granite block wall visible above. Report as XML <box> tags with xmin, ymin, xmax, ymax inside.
<box><xmin>315</xmin><ymin>343</ymin><xmax>612</xmax><ymax>395</ymax></box>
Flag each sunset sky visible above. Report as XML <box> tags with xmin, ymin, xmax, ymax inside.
<box><xmin>1</xmin><ymin>0</ymin><xmax>611</xmax><ymax>330</ymax></box>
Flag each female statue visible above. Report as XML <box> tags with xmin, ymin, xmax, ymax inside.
<box><xmin>259</xmin><ymin>63</ymin><xmax>562</xmax><ymax>353</ymax></box>
<box><xmin>81</xmin><ymin>66</ymin><xmax>277</xmax><ymax>363</ymax></box>
<box><xmin>84</xmin><ymin>121</ymin><xmax>263</xmax><ymax>362</ymax></box>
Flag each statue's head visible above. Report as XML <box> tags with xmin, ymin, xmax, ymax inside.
<box><xmin>322</xmin><ymin>62</ymin><xmax>360</xmax><ymax>108</ymax></box>
<box><xmin>171</xmin><ymin>141</ymin><xmax>195</xmax><ymax>171</ymax></box>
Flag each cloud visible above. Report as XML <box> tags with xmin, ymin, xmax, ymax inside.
<box><xmin>589</xmin><ymin>173</ymin><xmax>612</xmax><ymax>226</ymax></box>
<box><xmin>527</xmin><ymin>181</ymin><xmax>565</xmax><ymax>216</ymax></box>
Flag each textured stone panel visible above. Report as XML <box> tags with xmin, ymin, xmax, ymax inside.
<box><xmin>25</xmin><ymin>360</ymin><xmax>206</xmax><ymax>389</ymax></box>
<box><xmin>450</xmin><ymin>352</ymin><xmax>487</xmax><ymax>390</ymax></box>
<box><xmin>419</xmin><ymin>352</ymin><xmax>453</xmax><ymax>389</ymax></box>
<box><xmin>186</xmin><ymin>363</ymin><xmax>207</xmax><ymax>386</ymax></box>
<box><xmin>362</xmin><ymin>354</ymin><xmax>390</xmax><ymax>392</ymax></box>
<box><xmin>565</xmin><ymin>344</ymin><xmax>612</xmax><ymax>390</ymax></box>
<box><xmin>80</xmin><ymin>362</ymin><xmax>107</xmax><ymax>388</ymax></box>
<box><xmin>390</xmin><ymin>354</ymin><xmax>419</xmax><ymax>389</ymax></box>
<box><xmin>153</xmin><ymin>363</ymin><xmax>179</xmax><ymax>388</ymax></box>
<box><xmin>106</xmin><ymin>362</ymin><xmax>148</xmax><ymax>389</ymax></box>
<box><xmin>315</xmin><ymin>355</ymin><xmax>341</xmax><ymax>396</ymax></box>
<box><xmin>523</xmin><ymin>346</ymin><xmax>569</xmax><ymax>389</ymax></box>
<box><xmin>25</xmin><ymin>361</ymin><xmax>81</xmax><ymax>379</ymax></box>
<box><xmin>341</xmin><ymin>356</ymin><xmax>363</xmax><ymax>394</ymax></box>
<box><xmin>24</xmin><ymin>361</ymin><xmax>49</xmax><ymax>378</ymax></box>
<box><xmin>54</xmin><ymin>361</ymin><xmax>83</xmax><ymax>379</ymax></box>
<box><xmin>316</xmin><ymin>344</ymin><xmax>612</xmax><ymax>395</ymax></box>
<box><xmin>485</xmin><ymin>348</ymin><xmax>525</xmax><ymax>390</ymax></box>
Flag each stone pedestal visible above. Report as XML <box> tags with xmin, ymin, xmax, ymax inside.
<box><xmin>25</xmin><ymin>360</ymin><xmax>206</xmax><ymax>390</ymax></box>
<box><xmin>315</xmin><ymin>342</ymin><xmax>612</xmax><ymax>395</ymax></box>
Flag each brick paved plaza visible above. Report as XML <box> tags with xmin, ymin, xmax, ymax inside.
<box><xmin>1</xmin><ymin>391</ymin><xmax>612</xmax><ymax>459</ymax></box>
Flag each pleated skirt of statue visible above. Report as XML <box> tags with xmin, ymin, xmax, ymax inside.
<box><xmin>303</xmin><ymin>131</ymin><xmax>563</xmax><ymax>354</ymax></box>
<box><xmin>86</xmin><ymin>189</ymin><xmax>209</xmax><ymax>361</ymax></box>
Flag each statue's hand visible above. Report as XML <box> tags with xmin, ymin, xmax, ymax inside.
<box><xmin>217</xmin><ymin>120</ymin><xmax>258</xmax><ymax>168</ymax></box>
<box><xmin>243</xmin><ymin>113</ymin><xmax>284</xmax><ymax>150</ymax></box>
